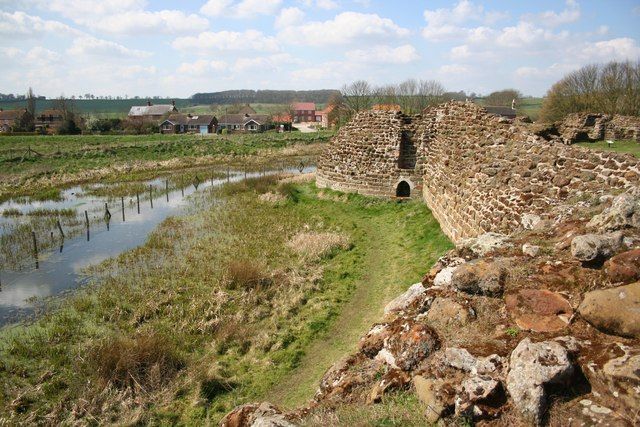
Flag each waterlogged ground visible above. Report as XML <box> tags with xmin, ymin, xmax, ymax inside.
<box><xmin>0</xmin><ymin>166</ymin><xmax>314</xmax><ymax>324</ymax></box>
<box><xmin>0</xmin><ymin>175</ymin><xmax>451</xmax><ymax>425</ymax></box>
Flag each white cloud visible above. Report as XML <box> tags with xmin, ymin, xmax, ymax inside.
<box><xmin>177</xmin><ymin>59</ymin><xmax>228</xmax><ymax>76</ymax></box>
<box><xmin>581</xmin><ymin>37</ymin><xmax>640</xmax><ymax>62</ymax></box>
<box><xmin>345</xmin><ymin>44</ymin><xmax>419</xmax><ymax>64</ymax></box>
<box><xmin>67</xmin><ymin>36</ymin><xmax>151</xmax><ymax>58</ymax></box>
<box><xmin>172</xmin><ymin>30</ymin><xmax>280</xmax><ymax>52</ymax></box>
<box><xmin>88</xmin><ymin>10</ymin><xmax>209</xmax><ymax>35</ymax></box>
<box><xmin>279</xmin><ymin>12</ymin><xmax>410</xmax><ymax>46</ymax></box>
<box><xmin>316</xmin><ymin>0</ymin><xmax>339</xmax><ymax>10</ymax></box>
<box><xmin>275</xmin><ymin>7</ymin><xmax>305</xmax><ymax>29</ymax></box>
<box><xmin>233</xmin><ymin>53</ymin><xmax>297</xmax><ymax>72</ymax></box>
<box><xmin>201</xmin><ymin>0</ymin><xmax>282</xmax><ymax>18</ymax></box>
<box><xmin>495</xmin><ymin>21</ymin><xmax>567</xmax><ymax>49</ymax></box>
<box><xmin>422</xmin><ymin>1</ymin><xmax>509</xmax><ymax>41</ymax></box>
<box><xmin>44</xmin><ymin>0</ymin><xmax>145</xmax><ymax>20</ymax></box>
<box><xmin>0</xmin><ymin>11</ymin><xmax>81</xmax><ymax>38</ymax></box>
<box><xmin>438</xmin><ymin>64</ymin><xmax>470</xmax><ymax>75</ymax></box>
<box><xmin>523</xmin><ymin>0</ymin><xmax>580</xmax><ymax>27</ymax></box>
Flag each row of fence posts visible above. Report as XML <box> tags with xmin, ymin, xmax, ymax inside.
<box><xmin>23</xmin><ymin>163</ymin><xmax>307</xmax><ymax>271</ymax></box>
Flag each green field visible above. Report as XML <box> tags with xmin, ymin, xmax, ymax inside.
<box><xmin>576</xmin><ymin>140</ymin><xmax>640</xmax><ymax>158</ymax></box>
<box><xmin>0</xmin><ymin>132</ymin><xmax>333</xmax><ymax>201</ymax></box>
<box><xmin>0</xmin><ymin>178</ymin><xmax>451</xmax><ymax>425</ymax></box>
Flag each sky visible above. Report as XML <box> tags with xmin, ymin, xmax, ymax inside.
<box><xmin>1</xmin><ymin>0</ymin><xmax>639</xmax><ymax>98</ymax></box>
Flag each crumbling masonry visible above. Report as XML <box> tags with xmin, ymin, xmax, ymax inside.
<box><xmin>317</xmin><ymin>102</ymin><xmax>640</xmax><ymax>243</ymax></box>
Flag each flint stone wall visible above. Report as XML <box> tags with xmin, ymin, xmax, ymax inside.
<box><xmin>316</xmin><ymin>101</ymin><xmax>640</xmax><ymax>243</ymax></box>
<box><xmin>558</xmin><ymin>113</ymin><xmax>640</xmax><ymax>144</ymax></box>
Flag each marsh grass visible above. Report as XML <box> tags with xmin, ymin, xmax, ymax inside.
<box><xmin>2</xmin><ymin>208</ymin><xmax>22</xmax><ymax>216</ymax></box>
<box><xmin>0</xmin><ymin>178</ymin><xmax>451</xmax><ymax>425</ymax></box>
<box><xmin>26</xmin><ymin>208</ymin><xmax>76</xmax><ymax>217</ymax></box>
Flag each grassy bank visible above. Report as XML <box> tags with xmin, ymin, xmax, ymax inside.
<box><xmin>576</xmin><ymin>139</ymin><xmax>640</xmax><ymax>158</ymax></box>
<box><xmin>0</xmin><ymin>177</ymin><xmax>451</xmax><ymax>425</ymax></box>
<box><xmin>0</xmin><ymin>132</ymin><xmax>331</xmax><ymax>201</ymax></box>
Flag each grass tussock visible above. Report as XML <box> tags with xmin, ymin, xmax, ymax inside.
<box><xmin>26</xmin><ymin>207</ymin><xmax>76</xmax><ymax>217</ymax></box>
<box><xmin>224</xmin><ymin>259</ymin><xmax>271</xmax><ymax>290</ymax></box>
<box><xmin>90</xmin><ymin>332</ymin><xmax>185</xmax><ymax>392</ymax></box>
<box><xmin>2</xmin><ymin>207</ymin><xmax>22</xmax><ymax>216</ymax></box>
<box><xmin>287</xmin><ymin>231</ymin><xmax>350</xmax><ymax>262</ymax></box>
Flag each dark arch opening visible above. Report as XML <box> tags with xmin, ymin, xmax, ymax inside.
<box><xmin>396</xmin><ymin>181</ymin><xmax>411</xmax><ymax>197</ymax></box>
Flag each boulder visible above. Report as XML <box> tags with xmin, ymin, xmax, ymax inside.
<box><xmin>384</xmin><ymin>283</ymin><xmax>426</xmax><ymax>314</ymax></box>
<box><xmin>450</xmin><ymin>259</ymin><xmax>509</xmax><ymax>296</ymax></box>
<box><xmin>570</xmin><ymin>232</ymin><xmax>623</xmax><ymax>262</ymax></box>
<box><xmin>587</xmin><ymin>193</ymin><xmax>640</xmax><ymax>231</ymax></box>
<box><xmin>505</xmin><ymin>289</ymin><xmax>573</xmax><ymax>333</ymax></box>
<box><xmin>444</xmin><ymin>348</ymin><xmax>505</xmax><ymax>376</ymax></box>
<box><xmin>602</xmin><ymin>344</ymin><xmax>640</xmax><ymax>411</ymax></box>
<box><xmin>455</xmin><ymin>375</ymin><xmax>503</xmax><ymax>419</ymax></box>
<box><xmin>460</xmin><ymin>232</ymin><xmax>511</xmax><ymax>256</ymax></box>
<box><xmin>506</xmin><ymin>338</ymin><xmax>576</xmax><ymax>425</ymax></box>
<box><xmin>425</xmin><ymin>297</ymin><xmax>472</xmax><ymax>325</ymax></box>
<box><xmin>413</xmin><ymin>375</ymin><xmax>447</xmax><ymax>423</ymax></box>
<box><xmin>522</xmin><ymin>243</ymin><xmax>540</xmax><ymax>257</ymax></box>
<box><xmin>605</xmin><ymin>249</ymin><xmax>640</xmax><ymax>283</ymax></box>
<box><xmin>578</xmin><ymin>282</ymin><xmax>640</xmax><ymax>338</ymax></box>
<box><xmin>371</xmin><ymin>316</ymin><xmax>440</xmax><ymax>371</ymax></box>
<box><xmin>433</xmin><ymin>266</ymin><xmax>457</xmax><ymax>288</ymax></box>
<box><xmin>220</xmin><ymin>402</ymin><xmax>296</xmax><ymax>427</ymax></box>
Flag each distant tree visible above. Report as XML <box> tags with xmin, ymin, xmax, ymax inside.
<box><xmin>341</xmin><ymin>80</ymin><xmax>374</xmax><ymax>114</ymax></box>
<box><xmin>53</xmin><ymin>96</ymin><xmax>82</xmax><ymax>135</ymax></box>
<box><xmin>24</xmin><ymin>87</ymin><xmax>36</xmax><ymax>131</ymax></box>
<box><xmin>540</xmin><ymin>60</ymin><xmax>640</xmax><ymax>122</ymax></box>
<box><xmin>417</xmin><ymin>79</ymin><xmax>445</xmax><ymax>110</ymax></box>
<box><xmin>484</xmin><ymin>89</ymin><xmax>522</xmax><ymax>106</ymax></box>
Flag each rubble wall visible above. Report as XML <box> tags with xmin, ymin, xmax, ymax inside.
<box><xmin>316</xmin><ymin>101</ymin><xmax>640</xmax><ymax>243</ymax></box>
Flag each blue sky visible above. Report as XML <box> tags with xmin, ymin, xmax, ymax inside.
<box><xmin>1</xmin><ymin>0</ymin><xmax>639</xmax><ymax>98</ymax></box>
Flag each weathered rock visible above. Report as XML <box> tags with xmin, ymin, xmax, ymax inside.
<box><xmin>433</xmin><ymin>266</ymin><xmax>457</xmax><ymax>288</ymax></box>
<box><xmin>522</xmin><ymin>243</ymin><xmax>540</xmax><ymax>257</ymax></box>
<box><xmin>605</xmin><ymin>249</ymin><xmax>640</xmax><ymax>283</ymax></box>
<box><xmin>220</xmin><ymin>402</ymin><xmax>296</xmax><ymax>427</ymax></box>
<box><xmin>506</xmin><ymin>338</ymin><xmax>576</xmax><ymax>425</ymax></box>
<box><xmin>450</xmin><ymin>259</ymin><xmax>509</xmax><ymax>296</ymax></box>
<box><xmin>461</xmin><ymin>232</ymin><xmax>511</xmax><ymax>256</ymax></box>
<box><xmin>521</xmin><ymin>213</ymin><xmax>542</xmax><ymax>230</ymax></box>
<box><xmin>371</xmin><ymin>317</ymin><xmax>440</xmax><ymax>371</ymax></box>
<box><xmin>412</xmin><ymin>375</ymin><xmax>447</xmax><ymax>423</ymax></box>
<box><xmin>587</xmin><ymin>193</ymin><xmax>640</xmax><ymax>231</ymax></box>
<box><xmin>602</xmin><ymin>344</ymin><xmax>640</xmax><ymax>411</ymax></box>
<box><xmin>359</xmin><ymin>324</ymin><xmax>391</xmax><ymax>358</ymax></box>
<box><xmin>425</xmin><ymin>297</ymin><xmax>472</xmax><ymax>325</ymax></box>
<box><xmin>578</xmin><ymin>282</ymin><xmax>640</xmax><ymax>338</ymax></box>
<box><xmin>384</xmin><ymin>283</ymin><xmax>426</xmax><ymax>314</ymax></box>
<box><xmin>444</xmin><ymin>348</ymin><xmax>505</xmax><ymax>376</ymax></box>
<box><xmin>570</xmin><ymin>232</ymin><xmax>623</xmax><ymax>262</ymax></box>
<box><xmin>367</xmin><ymin>369</ymin><xmax>410</xmax><ymax>403</ymax></box>
<box><xmin>505</xmin><ymin>289</ymin><xmax>573</xmax><ymax>333</ymax></box>
<box><xmin>455</xmin><ymin>375</ymin><xmax>503</xmax><ymax>418</ymax></box>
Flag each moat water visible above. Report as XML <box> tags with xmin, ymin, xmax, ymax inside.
<box><xmin>0</xmin><ymin>166</ymin><xmax>315</xmax><ymax>326</ymax></box>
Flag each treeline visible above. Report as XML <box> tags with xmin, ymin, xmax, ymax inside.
<box><xmin>190</xmin><ymin>89</ymin><xmax>341</xmax><ymax>105</ymax></box>
<box><xmin>541</xmin><ymin>60</ymin><xmax>640</xmax><ymax>122</ymax></box>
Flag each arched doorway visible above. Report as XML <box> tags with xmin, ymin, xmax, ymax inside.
<box><xmin>396</xmin><ymin>181</ymin><xmax>411</xmax><ymax>197</ymax></box>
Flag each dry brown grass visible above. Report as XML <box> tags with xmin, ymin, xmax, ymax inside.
<box><xmin>287</xmin><ymin>231</ymin><xmax>350</xmax><ymax>262</ymax></box>
<box><xmin>89</xmin><ymin>332</ymin><xmax>184</xmax><ymax>393</ymax></box>
<box><xmin>224</xmin><ymin>258</ymin><xmax>271</xmax><ymax>290</ymax></box>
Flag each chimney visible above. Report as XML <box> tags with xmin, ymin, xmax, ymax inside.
<box><xmin>147</xmin><ymin>100</ymin><xmax>152</xmax><ymax>106</ymax></box>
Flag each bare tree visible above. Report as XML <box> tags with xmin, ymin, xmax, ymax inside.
<box><xmin>417</xmin><ymin>79</ymin><xmax>445</xmax><ymax>111</ymax></box>
<box><xmin>341</xmin><ymin>80</ymin><xmax>373</xmax><ymax>113</ymax></box>
<box><xmin>540</xmin><ymin>60</ymin><xmax>640</xmax><ymax>122</ymax></box>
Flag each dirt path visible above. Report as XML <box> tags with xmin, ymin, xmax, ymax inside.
<box><xmin>266</xmin><ymin>215</ymin><xmax>408</xmax><ymax>408</ymax></box>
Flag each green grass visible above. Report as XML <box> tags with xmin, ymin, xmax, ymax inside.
<box><xmin>576</xmin><ymin>140</ymin><xmax>640</xmax><ymax>158</ymax></box>
<box><xmin>0</xmin><ymin>131</ymin><xmax>332</xmax><ymax>201</ymax></box>
<box><xmin>0</xmin><ymin>178</ymin><xmax>451</xmax><ymax>425</ymax></box>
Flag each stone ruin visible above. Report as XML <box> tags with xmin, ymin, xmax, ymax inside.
<box><xmin>222</xmin><ymin>102</ymin><xmax>640</xmax><ymax>427</ymax></box>
<box><xmin>317</xmin><ymin>101</ymin><xmax>640</xmax><ymax>243</ymax></box>
<box><xmin>540</xmin><ymin>112</ymin><xmax>640</xmax><ymax>145</ymax></box>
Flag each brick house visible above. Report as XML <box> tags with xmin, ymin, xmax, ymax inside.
<box><xmin>160</xmin><ymin>114</ymin><xmax>217</xmax><ymax>134</ymax></box>
<box><xmin>128</xmin><ymin>100</ymin><xmax>178</xmax><ymax>122</ymax></box>
<box><xmin>0</xmin><ymin>108</ymin><xmax>32</xmax><ymax>132</ymax></box>
<box><xmin>34</xmin><ymin>109</ymin><xmax>65</xmax><ymax>133</ymax></box>
<box><xmin>313</xmin><ymin>105</ymin><xmax>335</xmax><ymax>128</ymax></box>
<box><xmin>292</xmin><ymin>102</ymin><xmax>316</xmax><ymax>123</ymax></box>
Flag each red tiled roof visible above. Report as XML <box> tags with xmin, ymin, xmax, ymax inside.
<box><xmin>292</xmin><ymin>102</ymin><xmax>315</xmax><ymax>111</ymax></box>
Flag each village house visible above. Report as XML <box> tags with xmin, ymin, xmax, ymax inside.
<box><xmin>34</xmin><ymin>109</ymin><xmax>65</xmax><ymax>133</ymax></box>
<box><xmin>313</xmin><ymin>105</ymin><xmax>335</xmax><ymax>128</ymax></box>
<box><xmin>128</xmin><ymin>100</ymin><xmax>178</xmax><ymax>122</ymax></box>
<box><xmin>217</xmin><ymin>113</ymin><xmax>271</xmax><ymax>132</ymax></box>
<box><xmin>292</xmin><ymin>102</ymin><xmax>315</xmax><ymax>123</ymax></box>
<box><xmin>484</xmin><ymin>106</ymin><xmax>517</xmax><ymax>119</ymax></box>
<box><xmin>0</xmin><ymin>108</ymin><xmax>32</xmax><ymax>132</ymax></box>
<box><xmin>160</xmin><ymin>113</ymin><xmax>217</xmax><ymax>134</ymax></box>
